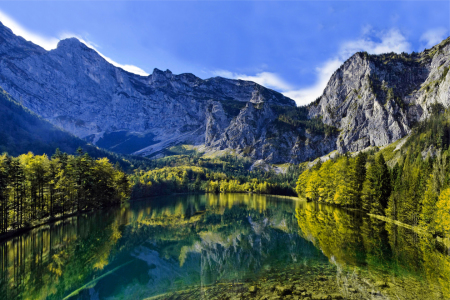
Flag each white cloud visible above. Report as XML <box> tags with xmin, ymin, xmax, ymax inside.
<box><xmin>213</xmin><ymin>70</ymin><xmax>293</xmax><ymax>91</ymax></box>
<box><xmin>420</xmin><ymin>28</ymin><xmax>448</xmax><ymax>49</ymax></box>
<box><xmin>284</xmin><ymin>28</ymin><xmax>411</xmax><ymax>106</ymax></box>
<box><xmin>0</xmin><ymin>9</ymin><xmax>148</xmax><ymax>76</ymax></box>
<box><xmin>340</xmin><ymin>28</ymin><xmax>411</xmax><ymax>58</ymax></box>
<box><xmin>216</xmin><ymin>28</ymin><xmax>411</xmax><ymax>106</ymax></box>
<box><xmin>60</xmin><ymin>32</ymin><xmax>149</xmax><ymax>76</ymax></box>
<box><xmin>283</xmin><ymin>59</ymin><xmax>342</xmax><ymax>106</ymax></box>
<box><xmin>0</xmin><ymin>10</ymin><xmax>59</xmax><ymax>50</ymax></box>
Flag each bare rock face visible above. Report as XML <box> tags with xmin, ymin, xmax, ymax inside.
<box><xmin>0</xmin><ymin>22</ymin><xmax>295</xmax><ymax>158</ymax></box>
<box><xmin>0</xmin><ymin>20</ymin><xmax>448</xmax><ymax>164</ymax></box>
<box><xmin>309</xmin><ymin>38</ymin><xmax>450</xmax><ymax>153</ymax></box>
<box><xmin>206</xmin><ymin>100</ymin><xmax>338</xmax><ymax>163</ymax></box>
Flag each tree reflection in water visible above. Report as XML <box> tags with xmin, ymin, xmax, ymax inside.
<box><xmin>0</xmin><ymin>194</ymin><xmax>449</xmax><ymax>300</ymax></box>
<box><xmin>296</xmin><ymin>201</ymin><xmax>450</xmax><ymax>299</ymax></box>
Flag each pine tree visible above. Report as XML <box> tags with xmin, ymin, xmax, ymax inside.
<box><xmin>354</xmin><ymin>152</ymin><xmax>367</xmax><ymax>208</ymax></box>
<box><xmin>420</xmin><ymin>175</ymin><xmax>438</xmax><ymax>231</ymax></box>
<box><xmin>376</xmin><ymin>153</ymin><xmax>391</xmax><ymax>211</ymax></box>
<box><xmin>361</xmin><ymin>163</ymin><xmax>377</xmax><ymax>212</ymax></box>
<box><xmin>435</xmin><ymin>188</ymin><xmax>450</xmax><ymax>236</ymax></box>
<box><xmin>0</xmin><ymin>154</ymin><xmax>10</xmax><ymax>234</ymax></box>
<box><xmin>361</xmin><ymin>153</ymin><xmax>391</xmax><ymax>215</ymax></box>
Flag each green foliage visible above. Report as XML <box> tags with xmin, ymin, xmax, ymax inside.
<box><xmin>295</xmin><ymin>106</ymin><xmax>450</xmax><ymax>236</ymax></box>
<box><xmin>386</xmin><ymin>117</ymin><xmax>450</xmax><ymax>229</ymax></box>
<box><xmin>130</xmin><ymin>163</ymin><xmax>297</xmax><ymax>198</ymax></box>
<box><xmin>435</xmin><ymin>188</ymin><xmax>450</xmax><ymax>236</ymax></box>
<box><xmin>361</xmin><ymin>153</ymin><xmax>391</xmax><ymax>215</ymax></box>
<box><xmin>0</xmin><ymin>150</ymin><xmax>129</xmax><ymax>234</ymax></box>
<box><xmin>219</xmin><ymin>100</ymin><xmax>247</xmax><ymax>118</ymax></box>
<box><xmin>272</xmin><ymin>105</ymin><xmax>338</xmax><ymax>137</ymax></box>
<box><xmin>403</xmin><ymin>107</ymin><xmax>450</xmax><ymax>152</ymax></box>
<box><xmin>419</xmin><ymin>175</ymin><xmax>438</xmax><ymax>230</ymax></box>
<box><xmin>0</xmin><ymin>86</ymin><xmax>156</xmax><ymax>173</ymax></box>
<box><xmin>295</xmin><ymin>153</ymin><xmax>366</xmax><ymax>207</ymax></box>
<box><xmin>134</xmin><ymin>152</ymin><xmax>303</xmax><ymax>192</ymax></box>
<box><xmin>0</xmin><ymin>87</ymin><xmax>89</xmax><ymax>156</ymax></box>
<box><xmin>129</xmin><ymin>152</ymin><xmax>306</xmax><ymax>198</ymax></box>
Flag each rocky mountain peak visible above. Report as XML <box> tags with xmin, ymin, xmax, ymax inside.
<box><xmin>56</xmin><ymin>37</ymin><xmax>87</xmax><ymax>50</ymax></box>
<box><xmin>0</xmin><ymin>21</ymin><xmax>45</xmax><ymax>57</ymax></box>
<box><xmin>0</xmin><ymin>21</ymin><xmax>13</xmax><ymax>36</ymax></box>
<box><xmin>309</xmin><ymin>38</ymin><xmax>449</xmax><ymax>153</ymax></box>
<box><xmin>0</xmin><ymin>20</ymin><xmax>448</xmax><ymax>164</ymax></box>
<box><xmin>151</xmin><ymin>68</ymin><xmax>173</xmax><ymax>82</ymax></box>
<box><xmin>0</xmin><ymin>22</ymin><xmax>298</xmax><ymax>160</ymax></box>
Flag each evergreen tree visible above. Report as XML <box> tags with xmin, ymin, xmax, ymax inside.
<box><xmin>354</xmin><ymin>152</ymin><xmax>367</xmax><ymax>209</ymax></box>
<box><xmin>361</xmin><ymin>163</ymin><xmax>377</xmax><ymax>213</ymax></box>
<box><xmin>376</xmin><ymin>153</ymin><xmax>391</xmax><ymax>211</ymax></box>
<box><xmin>420</xmin><ymin>175</ymin><xmax>439</xmax><ymax>231</ymax></box>
<box><xmin>0</xmin><ymin>154</ymin><xmax>10</xmax><ymax>233</ymax></box>
<box><xmin>361</xmin><ymin>154</ymin><xmax>391</xmax><ymax>215</ymax></box>
<box><xmin>435</xmin><ymin>188</ymin><xmax>450</xmax><ymax>236</ymax></box>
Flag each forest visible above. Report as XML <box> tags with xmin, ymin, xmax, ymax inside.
<box><xmin>295</xmin><ymin>108</ymin><xmax>450</xmax><ymax>238</ymax></box>
<box><xmin>0</xmin><ymin>149</ymin><xmax>129</xmax><ymax>235</ymax></box>
<box><xmin>129</xmin><ymin>147</ymin><xmax>304</xmax><ymax>198</ymax></box>
<box><xmin>2</xmin><ymin>103</ymin><xmax>450</xmax><ymax>239</ymax></box>
<box><xmin>130</xmin><ymin>164</ymin><xmax>297</xmax><ymax>198</ymax></box>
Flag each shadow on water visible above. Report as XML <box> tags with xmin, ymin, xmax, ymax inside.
<box><xmin>0</xmin><ymin>194</ymin><xmax>449</xmax><ymax>299</ymax></box>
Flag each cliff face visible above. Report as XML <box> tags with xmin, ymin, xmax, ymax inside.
<box><xmin>205</xmin><ymin>100</ymin><xmax>338</xmax><ymax>163</ymax></box>
<box><xmin>205</xmin><ymin>38</ymin><xmax>449</xmax><ymax>162</ymax></box>
<box><xmin>309</xmin><ymin>38</ymin><xmax>450</xmax><ymax>153</ymax></box>
<box><xmin>0</xmin><ymin>21</ymin><xmax>448</xmax><ymax>164</ymax></box>
<box><xmin>0</xmin><ymin>22</ymin><xmax>296</xmax><ymax>158</ymax></box>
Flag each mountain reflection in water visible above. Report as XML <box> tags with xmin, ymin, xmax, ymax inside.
<box><xmin>0</xmin><ymin>194</ymin><xmax>449</xmax><ymax>300</ymax></box>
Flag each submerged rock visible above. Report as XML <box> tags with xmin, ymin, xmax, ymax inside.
<box><xmin>275</xmin><ymin>285</ymin><xmax>293</xmax><ymax>296</ymax></box>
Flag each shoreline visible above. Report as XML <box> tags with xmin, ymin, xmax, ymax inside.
<box><xmin>305</xmin><ymin>200</ymin><xmax>450</xmax><ymax>247</ymax></box>
<box><xmin>0</xmin><ymin>192</ymin><xmax>299</xmax><ymax>243</ymax></box>
<box><xmin>0</xmin><ymin>207</ymin><xmax>111</xmax><ymax>243</ymax></box>
<box><xmin>368</xmin><ymin>213</ymin><xmax>450</xmax><ymax>247</ymax></box>
<box><xmin>130</xmin><ymin>191</ymin><xmax>299</xmax><ymax>202</ymax></box>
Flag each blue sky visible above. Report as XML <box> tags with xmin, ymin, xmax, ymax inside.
<box><xmin>0</xmin><ymin>1</ymin><xmax>449</xmax><ymax>106</ymax></box>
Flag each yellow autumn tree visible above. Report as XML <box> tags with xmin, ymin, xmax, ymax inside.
<box><xmin>295</xmin><ymin>168</ymin><xmax>310</xmax><ymax>197</ymax></box>
<box><xmin>305</xmin><ymin>170</ymin><xmax>321</xmax><ymax>201</ymax></box>
<box><xmin>435</xmin><ymin>188</ymin><xmax>450</xmax><ymax>236</ymax></box>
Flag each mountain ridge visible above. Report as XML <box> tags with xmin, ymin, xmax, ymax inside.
<box><xmin>309</xmin><ymin>37</ymin><xmax>450</xmax><ymax>153</ymax></box>
<box><xmin>0</xmin><ymin>20</ymin><xmax>448</xmax><ymax>164</ymax></box>
<box><xmin>0</xmin><ymin>21</ymin><xmax>297</xmax><ymax>159</ymax></box>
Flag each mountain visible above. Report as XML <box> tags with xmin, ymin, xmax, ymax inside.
<box><xmin>208</xmin><ymin>38</ymin><xmax>450</xmax><ymax>162</ymax></box>
<box><xmin>0</xmin><ymin>85</ymin><xmax>152</xmax><ymax>171</ymax></box>
<box><xmin>0</xmin><ymin>86</ymin><xmax>91</xmax><ymax>156</ymax></box>
<box><xmin>0</xmin><ymin>21</ymin><xmax>448</xmax><ymax>164</ymax></box>
<box><xmin>0</xmin><ymin>22</ymin><xmax>296</xmax><ymax>155</ymax></box>
<box><xmin>310</xmin><ymin>38</ymin><xmax>450</xmax><ymax>153</ymax></box>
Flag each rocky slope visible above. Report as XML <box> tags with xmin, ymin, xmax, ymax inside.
<box><xmin>205</xmin><ymin>38</ymin><xmax>450</xmax><ymax>163</ymax></box>
<box><xmin>0</xmin><ymin>86</ymin><xmax>121</xmax><ymax>160</ymax></box>
<box><xmin>309</xmin><ymin>37</ymin><xmax>450</xmax><ymax>153</ymax></box>
<box><xmin>0</xmin><ymin>21</ymin><xmax>448</xmax><ymax>164</ymax></box>
<box><xmin>0</xmin><ymin>22</ymin><xmax>296</xmax><ymax>158</ymax></box>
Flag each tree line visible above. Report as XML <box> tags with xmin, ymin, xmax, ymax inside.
<box><xmin>0</xmin><ymin>149</ymin><xmax>130</xmax><ymax>234</ymax></box>
<box><xmin>130</xmin><ymin>165</ymin><xmax>296</xmax><ymax>198</ymax></box>
<box><xmin>296</xmin><ymin>150</ymin><xmax>450</xmax><ymax>237</ymax></box>
<box><xmin>296</xmin><ymin>108</ymin><xmax>450</xmax><ymax>238</ymax></box>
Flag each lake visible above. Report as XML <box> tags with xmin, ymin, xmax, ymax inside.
<box><xmin>0</xmin><ymin>194</ymin><xmax>449</xmax><ymax>300</ymax></box>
